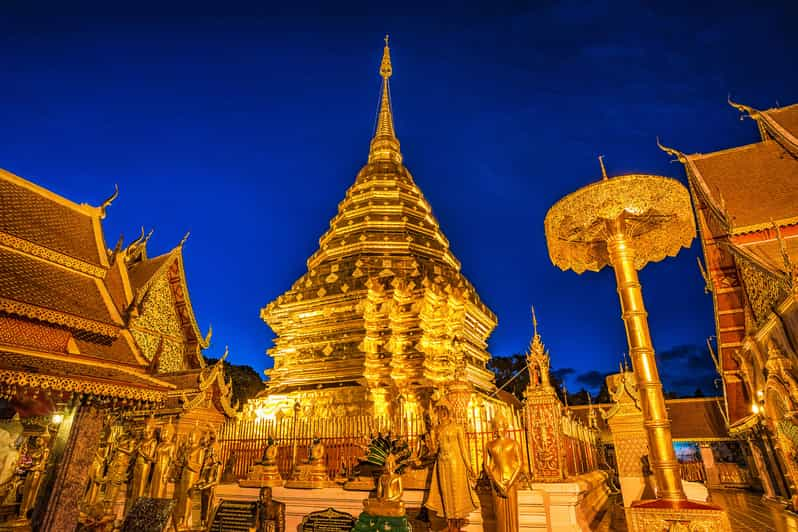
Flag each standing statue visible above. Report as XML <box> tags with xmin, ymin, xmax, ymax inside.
<box><xmin>104</xmin><ymin>430</ymin><xmax>136</xmax><ymax>504</ymax></box>
<box><xmin>424</xmin><ymin>400</ymin><xmax>479</xmax><ymax>529</ymax></box>
<box><xmin>84</xmin><ymin>434</ymin><xmax>111</xmax><ymax>507</ymax></box>
<box><xmin>130</xmin><ymin>416</ymin><xmax>157</xmax><ymax>502</ymax></box>
<box><xmin>0</xmin><ymin>421</ymin><xmax>22</xmax><ymax>491</ymax></box>
<box><xmin>149</xmin><ymin>419</ymin><xmax>177</xmax><ymax>498</ymax></box>
<box><xmin>175</xmin><ymin>425</ymin><xmax>204</xmax><ymax>528</ymax></box>
<box><xmin>483</xmin><ymin>415</ymin><xmax>522</xmax><ymax>532</ymax></box>
<box><xmin>255</xmin><ymin>486</ymin><xmax>285</xmax><ymax>532</ymax></box>
<box><xmin>195</xmin><ymin>429</ymin><xmax>222</xmax><ymax>527</ymax></box>
<box><xmin>18</xmin><ymin>428</ymin><xmax>52</xmax><ymax>519</ymax></box>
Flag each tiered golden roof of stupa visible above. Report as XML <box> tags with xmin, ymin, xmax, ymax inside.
<box><xmin>258</xmin><ymin>38</ymin><xmax>498</xmax><ymax>419</ymax></box>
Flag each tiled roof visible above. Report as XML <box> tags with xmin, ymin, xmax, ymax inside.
<box><xmin>72</xmin><ymin>336</ymin><xmax>142</xmax><ymax>367</ymax></box>
<box><xmin>689</xmin><ymin>140</ymin><xmax>798</xmax><ymax>231</ymax></box>
<box><xmin>766</xmin><ymin>103</ymin><xmax>798</xmax><ymax>139</ymax></box>
<box><xmin>570</xmin><ymin>397</ymin><xmax>729</xmax><ymax>442</ymax></box>
<box><xmin>0</xmin><ymin>171</ymin><xmax>103</xmax><ymax>266</ymax></box>
<box><xmin>0</xmin><ymin>350</ymin><xmax>172</xmax><ymax>399</ymax></box>
<box><xmin>0</xmin><ymin>248</ymin><xmax>116</xmax><ymax>329</ymax></box>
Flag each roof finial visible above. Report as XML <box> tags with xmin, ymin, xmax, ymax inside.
<box><xmin>598</xmin><ymin>155</ymin><xmax>608</xmax><ymax>181</ymax></box>
<box><xmin>98</xmin><ymin>184</ymin><xmax>119</xmax><ymax>219</ymax></box>
<box><xmin>369</xmin><ymin>35</ymin><xmax>402</xmax><ymax>164</ymax></box>
<box><xmin>531</xmin><ymin>305</ymin><xmax>538</xmax><ymax>338</ymax></box>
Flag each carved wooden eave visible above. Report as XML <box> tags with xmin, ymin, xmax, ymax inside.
<box><xmin>164</xmin><ymin>362</ymin><xmax>237</xmax><ymax>419</ymax></box>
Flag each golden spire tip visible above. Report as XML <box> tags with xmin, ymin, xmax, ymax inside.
<box><xmin>598</xmin><ymin>155</ymin><xmax>608</xmax><ymax>180</ymax></box>
<box><xmin>380</xmin><ymin>35</ymin><xmax>393</xmax><ymax>79</ymax></box>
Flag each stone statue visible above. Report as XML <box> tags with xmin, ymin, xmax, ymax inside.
<box><xmin>256</xmin><ymin>486</ymin><xmax>285</xmax><ymax>532</ymax></box>
<box><xmin>130</xmin><ymin>416</ymin><xmax>157</xmax><ymax>502</ymax></box>
<box><xmin>175</xmin><ymin>425</ymin><xmax>204</xmax><ymax>528</ymax></box>
<box><xmin>149</xmin><ymin>419</ymin><xmax>177</xmax><ymax>498</ymax></box>
<box><xmin>104</xmin><ymin>430</ymin><xmax>135</xmax><ymax>504</ymax></box>
<box><xmin>363</xmin><ymin>453</ymin><xmax>404</xmax><ymax>517</ymax></box>
<box><xmin>195</xmin><ymin>429</ymin><xmax>222</xmax><ymax>527</ymax></box>
<box><xmin>424</xmin><ymin>400</ymin><xmax>479</xmax><ymax>526</ymax></box>
<box><xmin>484</xmin><ymin>415</ymin><xmax>521</xmax><ymax>532</ymax></box>
<box><xmin>18</xmin><ymin>428</ymin><xmax>51</xmax><ymax>519</ymax></box>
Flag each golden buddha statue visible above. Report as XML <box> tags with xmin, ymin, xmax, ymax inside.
<box><xmin>241</xmin><ymin>435</ymin><xmax>283</xmax><ymax>488</ymax></box>
<box><xmin>424</xmin><ymin>400</ymin><xmax>479</xmax><ymax>526</ymax></box>
<box><xmin>175</xmin><ymin>424</ymin><xmax>204</xmax><ymax>528</ymax></box>
<box><xmin>363</xmin><ymin>453</ymin><xmax>405</xmax><ymax>517</ymax></box>
<box><xmin>18</xmin><ymin>428</ymin><xmax>51</xmax><ymax>519</ymax></box>
<box><xmin>130</xmin><ymin>416</ymin><xmax>157</xmax><ymax>502</ymax></box>
<box><xmin>285</xmin><ymin>432</ymin><xmax>330</xmax><ymax>488</ymax></box>
<box><xmin>104</xmin><ymin>431</ymin><xmax>135</xmax><ymax>504</ymax></box>
<box><xmin>150</xmin><ymin>419</ymin><xmax>177</xmax><ymax>499</ymax></box>
<box><xmin>484</xmin><ymin>415</ymin><xmax>521</xmax><ymax>532</ymax></box>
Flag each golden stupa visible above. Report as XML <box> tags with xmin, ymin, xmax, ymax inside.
<box><xmin>251</xmin><ymin>37</ymin><xmax>498</xmax><ymax>421</ymax></box>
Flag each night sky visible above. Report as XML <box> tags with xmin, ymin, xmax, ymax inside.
<box><xmin>2</xmin><ymin>1</ymin><xmax>795</xmax><ymax>397</ymax></box>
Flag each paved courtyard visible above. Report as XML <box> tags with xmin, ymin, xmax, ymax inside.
<box><xmin>596</xmin><ymin>490</ymin><xmax>798</xmax><ymax>531</ymax></box>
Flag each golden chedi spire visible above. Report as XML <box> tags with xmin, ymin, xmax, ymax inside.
<box><xmin>369</xmin><ymin>35</ymin><xmax>402</xmax><ymax>164</ymax></box>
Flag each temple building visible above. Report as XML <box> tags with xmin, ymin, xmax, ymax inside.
<box><xmin>661</xmin><ymin>101</ymin><xmax>798</xmax><ymax>505</ymax></box>
<box><xmin>251</xmin><ymin>39</ymin><xmax>500</xmax><ymax>421</ymax></box>
<box><xmin>0</xmin><ymin>169</ymin><xmax>234</xmax><ymax>530</ymax></box>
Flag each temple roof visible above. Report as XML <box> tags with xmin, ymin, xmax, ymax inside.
<box><xmin>766</xmin><ymin>103</ymin><xmax>798</xmax><ymax>139</ymax></box>
<box><xmin>687</xmin><ymin>140</ymin><xmax>798</xmax><ymax>233</ymax></box>
<box><xmin>571</xmin><ymin>397</ymin><xmax>729</xmax><ymax>442</ymax></box>
<box><xmin>0</xmin><ymin>168</ymin><xmax>223</xmax><ymax>409</ymax></box>
<box><xmin>0</xmin><ymin>247</ymin><xmax>120</xmax><ymax>336</ymax></box>
<box><xmin>0</xmin><ymin>169</ymin><xmax>108</xmax><ymax>267</ymax></box>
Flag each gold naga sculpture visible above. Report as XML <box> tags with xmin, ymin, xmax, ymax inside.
<box><xmin>483</xmin><ymin>415</ymin><xmax>522</xmax><ymax>532</ymax></box>
<box><xmin>424</xmin><ymin>399</ymin><xmax>479</xmax><ymax>529</ymax></box>
<box><xmin>18</xmin><ymin>427</ymin><xmax>51</xmax><ymax>519</ymax></box>
<box><xmin>362</xmin><ymin>453</ymin><xmax>405</xmax><ymax>517</ymax></box>
<box><xmin>241</xmin><ymin>435</ymin><xmax>283</xmax><ymax>488</ymax></box>
<box><xmin>150</xmin><ymin>419</ymin><xmax>177</xmax><ymax>499</ymax></box>
<box><xmin>544</xmin><ymin>157</ymin><xmax>730</xmax><ymax>530</ymax></box>
<box><xmin>175</xmin><ymin>424</ymin><xmax>204</xmax><ymax>528</ymax></box>
<box><xmin>130</xmin><ymin>416</ymin><xmax>158</xmax><ymax>502</ymax></box>
<box><xmin>285</xmin><ymin>432</ymin><xmax>330</xmax><ymax>488</ymax></box>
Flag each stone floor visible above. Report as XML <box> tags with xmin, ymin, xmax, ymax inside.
<box><xmin>595</xmin><ymin>490</ymin><xmax>798</xmax><ymax>531</ymax></box>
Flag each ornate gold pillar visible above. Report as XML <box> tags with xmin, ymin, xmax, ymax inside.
<box><xmin>544</xmin><ymin>166</ymin><xmax>730</xmax><ymax>530</ymax></box>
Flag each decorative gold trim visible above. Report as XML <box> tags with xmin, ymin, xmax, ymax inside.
<box><xmin>0</xmin><ymin>297</ymin><xmax>119</xmax><ymax>338</ymax></box>
<box><xmin>0</xmin><ymin>368</ymin><xmax>166</xmax><ymax>401</ymax></box>
<box><xmin>0</xmin><ymin>344</ymin><xmax>177</xmax><ymax>388</ymax></box>
<box><xmin>0</xmin><ymin>230</ymin><xmax>106</xmax><ymax>277</ymax></box>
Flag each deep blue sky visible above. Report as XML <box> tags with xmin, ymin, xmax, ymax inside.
<box><xmin>2</xmin><ymin>1</ymin><xmax>795</xmax><ymax>396</ymax></box>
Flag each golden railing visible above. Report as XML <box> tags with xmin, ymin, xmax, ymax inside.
<box><xmin>218</xmin><ymin>405</ymin><xmax>598</xmax><ymax>481</ymax></box>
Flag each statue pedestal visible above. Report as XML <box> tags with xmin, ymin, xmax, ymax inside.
<box><xmin>352</xmin><ymin>512</ymin><xmax>411</xmax><ymax>532</ymax></box>
<box><xmin>625</xmin><ymin>499</ymin><xmax>731</xmax><ymax>532</ymax></box>
<box><xmin>238</xmin><ymin>465</ymin><xmax>284</xmax><ymax>488</ymax></box>
<box><xmin>284</xmin><ymin>464</ymin><xmax>333</xmax><ymax>489</ymax></box>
